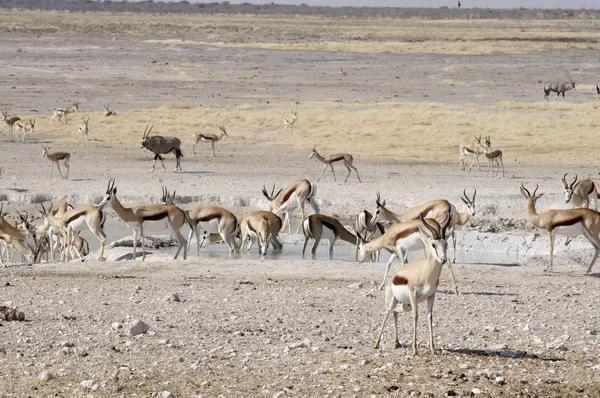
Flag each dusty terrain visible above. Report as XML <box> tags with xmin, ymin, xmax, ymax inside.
<box><xmin>1</xmin><ymin>8</ymin><xmax>600</xmax><ymax>397</ymax></box>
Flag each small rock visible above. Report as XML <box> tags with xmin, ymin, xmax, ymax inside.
<box><xmin>80</xmin><ymin>379</ymin><xmax>96</xmax><ymax>389</ymax></box>
<box><xmin>485</xmin><ymin>326</ymin><xmax>499</xmax><ymax>332</ymax></box>
<box><xmin>158</xmin><ymin>339</ymin><xmax>169</xmax><ymax>345</ymax></box>
<box><xmin>165</xmin><ymin>293</ymin><xmax>180</xmax><ymax>302</ymax></box>
<box><xmin>135</xmin><ymin>285</ymin><xmax>142</xmax><ymax>291</ymax></box>
<box><xmin>38</xmin><ymin>371</ymin><xmax>53</xmax><ymax>381</ymax></box>
<box><xmin>61</xmin><ymin>341</ymin><xmax>74</xmax><ymax>348</ymax></box>
<box><xmin>495</xmin><ymin>376</ymin><xmax>505</xmax><ymax>385</ymax></box>
<box><xmin>591</xmin><ymin>364</ymin><xmax>600</xmax><ymax>371</ymax></box>
<box><xmin>111</xmin><ymin>322</ymin><xmax>122</xmax><ymax>330</ymax></box>
<box><xmin>347</xmin><ymin>282</ymin><xmax>363</xmax><ymax>289</ymax></box>
<box><xmin>488</xmin><ymin>343</ymin><xmax>507</xmax><ymax>351</ymax></box>
<box><xmin>460</xmin><ymin>363</ymin><xmax>474</xmax><ymax>370</ymax></box>
<box><xmin>161</xmin><ymin>391</ymin><xmax>175</xmax><ymax>398</ymax></box>
<box><xmin>128</xmin><ymin>320</ymin><xmax>150</xmax><ymax>336</ymax></box>
<box><xmin>471</xmin><ymin>387</ymin><xmax>482</xmax><ymax>395</ymax></box>
<box><xmin>153</xmin><ymin>315</ymin><xmax>161</xmax><ymax>322</ymax></box>
<box><xmin>523</xmin><ymin>323</ymin><xmax>535</xmax><ymax>331</ymax></box>
<box><xmin>340</xmin><ymin>364</ymin><xmax>350</xmax><ymax>370</ymax></box>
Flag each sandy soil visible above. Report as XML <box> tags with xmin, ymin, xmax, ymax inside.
<box><xmin>1</xmin><ymin>9</ymin><xmax>600</xmax><ymax>397</ymax></box>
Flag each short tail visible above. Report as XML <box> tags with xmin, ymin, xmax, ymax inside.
<box><xmin>184</xmin><ymin>210</ymin><xmax>194</xmax><ymax>230</ymax></box>
<box><xmin>307</xmin><ymin>183</ymin><xmax>320</xmax><ymax>213</ymax></box>
<box><xmin>302</xmin><ymin>217</ymin><xmax>311</xmax><ymax>239</ymax></box>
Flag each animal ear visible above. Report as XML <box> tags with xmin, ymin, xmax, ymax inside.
<box><xmin>113</xmin><ymin>187</ymin><xmax>117</xmax><ymax>195</ymax></box>
<box><xmin>535</xmin><ymin>193</ymin><xmax>544</xmax><ymax>201</ymax></box>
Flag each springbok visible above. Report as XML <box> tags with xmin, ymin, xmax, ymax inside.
<box><xmin>309</xmin><ymin>147</ymin><xmax>362</xmax><ymax>182</ymax></box>
<box><xmin>60</xmin><ymin>234</ymin><xmax>89</xmax><ymax>262</ymax></box>
<box><xmin>98</xmin><ymin>179</ymin><xmax>187</xmax><ymax>260</ymax></box>
<box><xmin>450</xmin><ymin>189</ymin><xmax>477</xmax><ymax>263</ymax></box>
<box><xmin>38</xmin><ymin>202</ymin><xmax>106</xmax><ymax>262</ymax></box>
<box><xmin>1</xmin><ymin>111</ymin><xmax>20</xmax><ymax>137</ymax></box>
<box><xmin>140</xmin><ymin>124</ymin><xmax>183</xmax><ymax>172</ymax></box>
<box><xmin>45</xmin><ymin>202</ymin><xmax>74</xmax><ymax>261</ymax></box>
<box><xmin>77</xmin><ymin>117</ymin><xmax>89</xmax><ymax>146</ymax></box>
<box><xmin>354</xmin><ymin>209</ymin><xmax>386</xmax><ymax>262</ymax></box>
<box><xmin>103</xmin><ymin>104</ymin><xmax>116</xmax><ymax>117</ymax></box>
<box><xmin>373</xmin><ymin>214</ymin><xmax>450</xmax><ymax>354</ymax></box>
<box><xmin>283</xmin><ymin>110</ymin><xmax>297</xmax><ymax>134</ymax></box>
<box><xmin>544</xmin><ymin>69</ymin><xmax>576</xmax><ymax>102</ymax></box>
<box><xmin>521</xmin><ymin>183</ymin><xmax>600</xmax><ymax>273</ymax></box>
<box><xmin>41</xmin><ymin>146</ymin><xmax>70</xmax><ymax>180</ymax></box>
<box><xmin>0</xmin><ymin>208</ymin><xmax>38</xmax><ymax>266</ymax></box>
<box><xmin>14</xmin><ymin>119</ymin><xmax>34</xmax><ymax>143</ymax></box>
<box><xmin>459</xmin><ymin>135</ymin><xmax>487</xmax><ymax>172</ymax></box>
<box><xmin>262</xmin><ymin>179</ymin><xmax>319</xmax><ymax>234</ymax></box>
<box><xmin>192</xmin><ymin>126</ymin><xmax>228</xmax><ymax>157</ymax></box>
<box><xmin>239</xmin><ymin>211</ymin><xmax>283</xmax><ymax>255</ymax></box>
<box><xmin>51</xmin><ymin>101</ymin><xmax>79</xmax><ymax>124</ymax></box>
<box><xmin>339</xmin><ymin>67</ymin><xmax>346</xmax><ymax>76</ymax></box>
<box><xmin>301</xmin><ymin>214</ymin><xmax>357</xmax><ymax>257</ymax></box>
<box><xmin>562</xmin><ymin>173</ymin><xmax>598</xmax><ymax>211</ymax></box>
<box><xmin>483</xmin><ymin>146</ymin><xmax>505</xmax><ymax>178</ymax></box>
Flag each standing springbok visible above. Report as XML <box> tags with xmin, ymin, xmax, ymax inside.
<box><xmin>309</xmin><ymin>147</ymin><xmax>362</xmax><ymax>182</ymax></box>
<box><xmin>301</xmin><ymin>214</ymin><xmax>357</xmax><ymax>257</ymax></box>
<box><xmin>77</xmin><ymin>117</ymin><xmax>89</xmax><ymax>146</ymax></box>
<box><xmin>41</xmin><ymin>146</ymin><xmax>70</xmax><ymax>180</ymax></box>
<box><xmin>140</xmin><ymin>124</ymin><xmax>183</xmax><ymax>172</ymax></box>
<box><xmin>1</xmin><ymin>111</ymin><xmax>20</xmax><ymax>136</ymax></box>
<box><xmin>459</xmin><ymin>135</ymin><xmax>487</xmax><ymax>172</ymax></box>
<box><xmin>39</xmin><ymin>202</ymin><xmax>106</xmax><ymax>262</ymax></box>
<box><xmin>239</xmin><ymin>211</ymin><xmax>284</xmax><ymax>255</ymax></box>
<box><xmin>103</xmin><ymin>104</ymin><xmax>116</xmax><ymax>117</ymax></box>
<box><xmin>521</xmin><ymin>183</ymin><xmax>600</xmax><ymax>273</ymax></box>
<box><xmin>483</xmin><ymin>146</ymin><xmax>505</xmax><ymax>178</ymax></box>
<box><xmin>192</xmin><ymin>126</ymin><xmax>228</xmax><ymax>157</ymax></box>
<box><xmin>14</xmin><ymin>119</ymin><xmax>34</xmax><ymax>143</ymax></box>
<box><xmin>562</xmin><ymin>173</ymin><xmax>598</xmax><ymax>211</ymax></box>
<box><xmin>46</xmin><ymin>201</ymin><xmax>74</xmax><ymax>261</ymax></box>
<box><xmin>98</xmin><ymin>179</ymin><xmax>187</xmax><ymax>260</ymax></box>
<box><xmin>283</xmin><ymin>110</ymin><xmax>297</xmax><ymax>134</ymax></box>
<box><xmin>373</xmin><ymin>214</ymin><xmax>450</xmax><ymax>354</ymax></box>
<box><xmin>262</xmin><ymin>179</ymin><xmax>320</xmax><ymax>234</ymax></box>
<box><xmin>354</xmin><ymin>209</ymin><xmax>386</xmax><ymax>262</ymax></box>
<box><xmin>450</xmin><ymin>189</ymin><xmax>477</xmax><ymax>263</ymax></box>
<box><xmin>51</xmin><ymin>101</ymin><xmax>79</xmax><ymax>124</ymax></box>
<box><xmin>0</xmin><ymin>208</ymin><xmax>38</xmax><ymax>266</ymax></box>
<box><xmin>544</xmin><ymin>69</ymin><xmax>576</xmax><ymax>102</ymax></box>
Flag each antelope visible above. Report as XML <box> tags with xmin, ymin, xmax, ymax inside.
<box><xmin>301</xmin><ymin>214</ymin><xmax>357</xmax><ymax>257</ymax></box>
<box><xmin>192</xmin><ymin>126</ymin><xmax>228</xmax><ymax>157</ymax></box>
<box><xmin>51</xmin><ymin>101</ymin><xmax>79</xmax><ymax>124</ymax></box>
<box><xmin>0</xmin><ymin>208</ymin><xmax>38</xmax><ymax>266</ymax></box>
<box><xmin>354</xmin><ymin>209</ymin><xmax>386</xmax><ymax>262</ymax></box>
<box><xmin>161</xmin><ymin>187</ymin><xmax>239</xmax><ymax>254</ymax></box>
<box><xmin>41</xmin><ymin>146</ymin><xmax>70</xmax><ymax>180</ymax></box>
<box><xmin>283</xmin><ymin>110</ymin><xmax>297</xmax><ymax>134</ymax></box>
<box><xmin>77</xmin><ymin>117</ymin><xmax>89</xmax><ymax>146</ymax></box>
<box><xmin>459</xmin><ymin>135</ymin><xmax>487</xmax><ymax>172</ymax></box>
<box><xmin>262</xmin><ymin>179</ymin><xmax>320</xmax><ymax>234</ymax></box>
<box><xmin>45</xmin><ymin>202</ymin><xmax>74</xmax><ymax>261</ymax></box>
<box><xmin>483</xmin><ymin>146</ymin><xmax>505</xmax><ymax>178</ymax></box>
<box><xmin>596</xmin><ymin>82</ymin><xmax>600</xmax><ymax>101</ymax></box>
<box><xmin>14</xmin><ymin>119</ymin><xmax>34</xmax><ymax>143</ymax></box>
<box><xmin>38</xmin><ymin>202</ymin><xmax>106</xmax><ymax>262</ymax></box>
<box><xmin>60</xmin><ymin>234</ymin><xmax>89</xmax><ymax>261</ymax></box>
<box><xmin>339</xmin><ymin>67</ymin><xmax>346</xmax><ymax>76</ymax></box>
<box><xmin>103</xmin><ymin>104</ymin><xmax>116</xmax><ymax>116</ymax></box>
<box><xmin>1</xmin><ymin>111</ymin><xmax>20</xmax><ymax>136</ymax></box>
<box><xmin>239</xmin><ymin>211</ymin><xmax>284</xmax><ymax>255</ymax></box>
<box><xmin>544</xmin><ymin>69</ymin><xmax>576</xmax><ymax>102</ymax></box>
<box><xmin>309</xmin><ymin>147</ymin><xmax>362</xmax><ymax>182</ymax></box>
<box><xmin>98</xmin><ymin>179</ymin><xmax>187</xmax><ymax>260</ymax></box>
<box><xmin>373</xmin><ymin>214</ymin><xmax>450</xmax><ymax>354</ymax></box>
<box><xmin>562</xmin><ymin>173</ymin><xmax>598</xmax><ymax>211</ymax></box>
<box><xmin>140</xmin><ymin>124</ymin><xmax>183</xmax><ymax>172</ymax></box>
<box><xmin>450</xmin><ymin>189</ymin><xmax>477</xmax><ymax>263</ymax></box>
<box><xmin>521</xmin><ymin>183</ymin><xmax>600</xmax><ymax>273</ymax></box>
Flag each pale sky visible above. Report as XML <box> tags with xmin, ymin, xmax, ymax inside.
<box><xmin>161</xmin><ymin>0</ymin><xmax>598</xmax><ymax>8</ymax></box>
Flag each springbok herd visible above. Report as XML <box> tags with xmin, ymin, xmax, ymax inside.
<box><xmin>1</xmin><ymin>98</ymin><xmax>600</xmax><ymax>355</ymax></box>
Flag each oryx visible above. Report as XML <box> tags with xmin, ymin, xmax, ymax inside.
<box><xmin>544</xmin><ymin>69</ymin><xmax>576</xmax><ymax>102</ymax></box>
<box><xmin>140</xmin><ymin>124</ymin><xmax>183</xmax><ymax>172</ymax></box>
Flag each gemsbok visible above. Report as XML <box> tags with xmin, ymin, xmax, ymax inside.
<box><xmin>544</xmin><ymin>69</ymin><xmax>576</xmax><ymax>102</ymax></box>
<box><xmin>98</xmin><ymin>179</ymin><xmax>187</xmax><ymax>260</ymax></box>
<box><xmin>520</xmin><ymin>183</ymin><xmax>600</xmax><ymax>273</ymax></box>
<box><xmin>41</xmin><ymin>146</ymin><xmax>70</xmax><ymax>180</ymax></box>
<box><xmin>52</xmin><ymin>101</ymin><xmax>79</xmax><ymax>124</ymax></box>
<box><xmin>373</xmin><ymin>214</ymin><xmax>450</xmax><ymax>354</ymax></box>
<box><xmin>140</xmin><ymin>124</ymin><xmax>183</xmax><ymax>172</ymax></box>
<box><xmin>192</xmin><ymin>126</ymin><xmax>228</xmax><ymax>157</ymax></box>
<box><xmin>262</xmin><ymin>179</ymin><xmax>320</xmax><ymax>234</ymax></box>
<box><xmin>301</xmin><ymin>214</ymin><xmax>357</xmax><ymax>256</ymax></box>
<box><xmin>309</xmin><ymin>147</ymin><xmax>362</xmax><ymax>182</ymax></box>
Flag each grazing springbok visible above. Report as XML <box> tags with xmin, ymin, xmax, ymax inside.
<box><xmin>14</xmin><ymin>119</ymin><xmax>34</xmax><ymax>143</ymax></box>
<box><xmin>309</xmin><ymin>147</ymin><xmax>362</xmax><ymax>182</ymax></box>
<box><xmin>77</xmin><ymin>117</ymin><xmax>90</xmax><ymax>146</ymax></box>
<box><xmin>483</xmin><ymin>146</ymin><xmax>505</xmax><ymax>178</ymax></box>
<box><xmin>459</xmin><ymin>135</ymin><xmax>488</xmax><ymax>172</ymax></box>
<box><xmin>51</xmin><ymin>101</ymin><xmax>79</xmax><ymax>124</ymax></box>
<box><xmin>544</xmin><ymin>69</ymin><xmax>576</xmax><ymax>102</ymax></box>
<box><xmin>283</xmin><ymin>110</ymin><xmax>297</xmax><ymax>134</ymax></box>
<box><xmin>161</xmin><ymin>187</ymin><xmax>239</xmax><ymax>254</ymax></box>
<box><xmin>521</xmin><ymin>183</ymin><xmax>600</xmax><ymax>273</ymax></box>
<box><xmin>562</xmin><ymin>173</ymin><xmax>598</xmax><ymax>211</ymax></box>
<box><xmin>239</xmin><ymin>211</ymin><xmax>283</xmax><ymax>255</ymax></box>
<box><xmin>103</xmin><ymin>104</ymin><xmax>116</xmax><ymax>116</ymax></box>
<box><xmin>301</xmin><ymin>214</ymin><xmax>357</xmax><ymax>257</ymax></box>
<box><xmin>373</xmin><ymin>214</ymin><xmax>450</xmax><ymax>354</ymax></box>
<box><xmin>140</xmin><ymin>124</ymin><xmax>183</xmax><ymax>172</ymax></box>
<box><xmin>192</xmin><ymin>126</ymin><xmax>228</xmax><ymax>157</ymax></box>
<box><xmin>1</xmin><ymin>111</ymin><xmax>20</xmax><ymax>136</ymax></box>
<box><xmin>39</xmin><ymin>202</ymin><xmax>106</xmax><ymax>262</ymax></box>
<box><xmin>262</xmin><ymin>179</ymin><xmax>320</xmax><ymax>234</ymax></box>
<box><xmin>41</xmin><ymin>146</ymin><xmax>70</xmax><ymax>180</ymax></box>
<box><xmin>354</xmin><ymin>209</ymin><xmax>386</xmax><ymax>262</ymax></box>
<box><xmin>98</xmin><ymin>179</ymin><xmax>187</xmax><ymax>260</ymax></box>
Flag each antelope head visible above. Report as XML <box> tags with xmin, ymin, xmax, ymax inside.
<box><xmin>353</xmin><ymin>228</ymin><xmax>372</xmax><ymax>263</ymax></box>
<box><xmin>309</xmin><ymin>145</ymin><xmax>317</xmax><ymax>159</ymax></box>
<box><xmin>1</xmin><ymin>110</ymin><xmax>7</xmax><ymax>122</ymax></box>
<box><xmin>73</xmin><ymin>101</ymin><xmax>80</xmax><ymax>110</ymax></box>
<box><xmin>41</xmin><ymin>145</ymin><xmax>50</xmax><ymax>157</ymax></box>
<box><xmin>564</xmin><ymin>68</ymin><xmax>576</xmax><ymax>90</ymax></box>
<box><xmin>218</xmin><ymin>126</ymin><xmax>228</xmax><ymax>137</ymax></box>
<box><xmin>561</xmin><ymin>173</ymin><xmax>580</xmax><ymax>204</ymax></box>
<box><xmin>371</xmin><ymin>192</ymin><xmax>387</xmax><ymax>225</ymax></box>
<box><xmin>461</xmin><ymin>188</ymin><xmax>477</xmax><ymax>216</ymax></box>
<box><xmin>419</xmin><ymin>213</ymin><xmax>449</xmax><ymax>264</ymax></box>
<box><xmin>29</xmin><ymin>119</ymin><xmax>35</xmax><ymax>132</ymax></box>
<box><xmin>140</xmin><ymin>124</ymin><xmax>154</xmax><ymax>149</ymax></box>
<box><xmin>520</xmin><ymin>183</ymin><xmax>544</xmax><ymax>203</ymax></box>
<box><xmin>261</xmin><ymin>184</ymin><xmax>282</xmax><ymax>208</ymax></box>
<box><xmin>38</xmin><ymin>202</ymin><xmax>54</xmax><ymax>228</ymax></box>
<box><xmin>82</xmin><ymin>117</ymin><xmax>90</xmax><ymax>126</ymax></box>
<box><xmin>291</xmin><ymin>109</ymin><xmax>297</xmax><ymax>120</ymax></box>
<box><xmin>98</xmin><ymin>179</ymin><xmax>117</xmax><ymax>209</ymax></box>
<box><xmin>161</xmin><ymin>186</ymin><xmax>176</xmax><ymax>205</ymax></box>
<box><xmin>485</xmin><ymin>136</ymin><xmax>491</xmax><ymax>151</ymax></box>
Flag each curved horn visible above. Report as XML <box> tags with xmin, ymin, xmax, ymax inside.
<box><xmin>419</xmin><ymin>214</ymin><xmax>439</xmax><ymax>240</ymax></box>
<box><xmin>148</xmin><ymin>124</ymin><xmax>154</xmax><ymax>136</ymax></box>
<box><xmin>533</xmin><ymin>183</ymin><xmax>539</xmax><ymax>197</ymax></box>
<box><xmin>562</xmin><ymin>173</ymin><xmax>569</xmax><ymax>189</ymax></box>
<box><xmin>261</xmin><ymin>185</ymin><xmax>270</xmax><ymax>199</ymax></box>
<box><xmin>440</xmin><ymin>211</ymin><xmax>451</xmax><ymax>240</ymax></box>
<box><xmin>271</xmin><ymin>184</ymin><xmax>276</xmax><ymax>197</ymax></box>
<box><xmin>471</xmin><ymin>188</ymin><xmax>476</xmax><ymax>202</ymax></box>
<box><xmin>521</xmin><ymin>183</ymin><xmax>532</xmax><ymax>197</ymax></box>
<box><xmin>570</xmin><ymin>173</ymin><xmax>578</xmax><ymax>189</ymax></box>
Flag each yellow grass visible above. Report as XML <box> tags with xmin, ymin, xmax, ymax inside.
<box><xmin>30</xmin><ymin>101</ymin><xmax>600</xmax><ymax>165</ymax></box>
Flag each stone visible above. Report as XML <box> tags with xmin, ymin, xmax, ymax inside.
<box><xmin>111</xmin><ymin>322</ymin><xmax>122</xmax><ymax>330</ymax></box>
<box><xmin>460</xmin><ymin>363</ymin><xmax>474</xmax><ymax>370</ymax></box>
<box><xmin>165</xmin><ymin>293</ymin><xmax>180</xmax><ymax>302</ymax></box>
<box><xmin>128</xmin><ymin>320</ymin><xmax>150</xmax><ymax>336</ymax></box>
<box><xmin>80</xmin><ymin>379</ymin><xmax>96</xmax><ymax>389</ymax></box>
<box><xmin>591</xmin><ymin>364</ymin><xmax>600</xmax><ymax>371</ymax></box>
<box><xmin>161</xmin><ymin>391</ymin><xmax>175</xmax><ymax>398</ymax></box>
<box><xmin>38</xmin><ymin>371</ymin><xmax>53</xmax><ymax>381</ymax></box>
<box><xmin>523</xmin><ymin>323</ymin><xmax>535</xmax><ymax>331</ymax></box>
<box><xmin>495</xmin><ymin>376</ymin><xmax>506</xmax><ymax>385</ymax></box>
<box><xmin>347</xmin><ymin>282</ymin><xmax>363</xmax><ymax>289</ymax></box>
<box><xmin>471</xmin><ymin>387</ymin><xmax>482</xmax><ymax>394</ymax></box>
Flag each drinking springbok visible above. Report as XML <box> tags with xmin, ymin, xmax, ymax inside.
<box><xmin>262</xmin><ymin>179</ymin><xmax>320</xmax><ymax>234</ymax></box>
<box><xmin>140</xmin><ymin>124</ymin><xmax>183</xmax><ymax>172</ymax></box>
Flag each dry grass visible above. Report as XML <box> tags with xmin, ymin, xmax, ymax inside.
<box><xmin>29</xmin><ymin>100</ymin><xmax>600</xmax><ymax>165</ymax></box>
<box><xmin>2</xmin><ymin>10</ymin><xmax>600</xmax><ymax>55</ymax></box>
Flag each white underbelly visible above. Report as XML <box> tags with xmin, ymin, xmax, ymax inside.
<box><xmin>126</xmin><ymin>220</ymin><xmax>169</xmax><ymax>234</ymax></box>
<box><xmin>397</xmin><ymin>234</ymin><xmax>424</xmax><ymax>252</ymax></box>
<box><xmin>278</xmin><ymin>193</ymin><xmax>299</xmax><ymax>212</ymax></box>
<box><xmin>554</xmin><ymin>224</ymin><xmax>584</xmax><ymax>238</ymax></box>
<box><xmin>198</xmin><ymin>219</ymin><xmax>220</xmax><ymax>234</ymax></box>
<box><xmin>391</xmin><ymin>283</ymin><xmax>437</xmax><ymax>309</ymax></box>
<box><xmin>68</xmin><ymin>216</ymin><xmax>89</xmax><ymax>233</ymax></box>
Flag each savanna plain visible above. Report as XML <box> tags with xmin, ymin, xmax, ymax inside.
<box><xmin>1</xmin><ymin>8</ymin><xmax>600</xmax><ymax>398</ymax></box>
